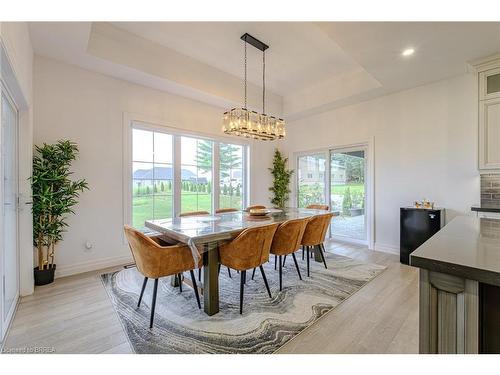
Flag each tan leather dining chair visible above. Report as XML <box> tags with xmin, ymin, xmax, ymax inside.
<box><xmin>253</xmin><ymin>218</ymin><xmax>308</xmax><ymax>291</ymax></box>
<box><xmin>179</xmin><ymin>210</ymin><xmax>210</xmax><ymax>217</ymax></box>
<box><xmin>306</xmin><ymin>204</ymin><xmax>329</xmax><ymax>211</ymax></box>
<box><xmin>301</xmin><ymin>213</ymin><xmax>335</xmax><ymax>277</ymax></box>
<box><xmin>219</xmin><ymin>223</ymin><xmax>279</xmax><ymax>314</ymax></box>
<box><xmin>245</xmin><ymin>205</ymin><xmax>266</xmax><ymax>211</ymax></box>
<box><xmin>124</xmin><ymin>225</ymin><xmax>202</xmax><ymax>328</ymax></box>
<box><xmin>215</xmin><ymin>208</ymin><xmax>239</xmax><ymax>214</ymax></box>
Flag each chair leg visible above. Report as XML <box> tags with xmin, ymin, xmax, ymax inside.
<box><xmin>240</xmin><ymin>270</ymin><xmax>246</xmax><ymax>314</ymax></box>
<box><xmin>218</xmin><ymin>263</ymin><xmax>221</xmax><ymax>275</ymax></box>
<box><xmin>283</xmin><ymin>255</ymin><xmax>287</xmax><ymax>267</ymax></box>
<box><xmin>306</xmin><ymin>246</ymin><xmax>310</xmax><ymax>277</ymax></box>
<box><xmin>251</xmin><ymin>267</ymin><xmax>256</xmax><ymax>280</ymax></box>
<box><xmin>274</xmin><ymin>255</ymin><xmax>277</xmax><ymax>270</ymax></box>
<box><xmin>190</xmin><ymin>270</ymin><xmax>201</xmax><ymax>309</ymax></box>
<box><xmin>198</xmin><ymin>268</ymin><xmax>201</xmax><ymax>282</ymax></box>
<box><xmin>227</xmin><ymin>267</ymin><xmax>232</xmax><ymax>278</ymax></box>
<box><xmin>259</xmin><ymin>265</ymin><xmax>272</xmax><ymax>299</ymax></box>
<box><xmin>291</xmin><ymin>253</ymin><xmax>302</xmax><ymax>280</ymax></box>
<box><xmin>138</xmin><ymin>277</ymin><xmax>148</xmax><ymax>308</ymax></box>
<box><xmin>178</xmin><ymin>273</ymin><xmax>183</xmax><ymax>292</ymax></box>
<box><xmin>279</xmin><ymin>255</ymin><xmax>283</xmax><ymax>291</ymax></box>
<box><xmin>149</xmin><ymin>278</ymin><xmax>159</xmax><ymax>329</ymax></box>
<box><xmin>302</xmin><ymin>246</ymin><xmax>305</xmax><ymax>260</ymax></box>
<box><xmin>317</xmin><ymin>244</ymin><xmax>328</xmax><ymax>269</ymax></box>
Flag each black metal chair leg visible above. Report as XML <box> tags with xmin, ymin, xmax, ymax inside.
<box><xmin>137</xmin><ymin>277</ymin><xmax>148</xmax><ymax>308</ymax></box>
<box><xmin>251</xmin><ymin>267</ymin><xmax>256</xmax><ymax>280</ymax></box>
<box><xmin>198</xmin><ymin>268</ymin><xmax>201</xmax><ymax>282</ymax></box>
<box><xmin>190</xmin><ymin>270</ymin><xmax>201</xmax><ymax>309</ymax></box>
<box><xmin>317</xmin><ymin>244</ymin><xmax>328</xmax><ymax>269</ymax></box>
<box><xmin>279</xmin><ymin>255</ymin><xmax>283</xmax><ymax>291</ymax></box>
<box><xmin>283</xmin><ymin>255</ymin><xmax>287</xmax><ymax>267</ymax></box>
<box><xmin>302</xmin><ymin>246</ymin><xmax>305</xmax><ymax>260</ymax></box>
<box><xmin>274</xmin><ymin>255</ymin><xmax>277</xmax><ymax>270</ymax></box>
<box><xmin>178</xmin><ymin>273</ymin><xmax>183</xmax><ymax>292</ymax></box>
<box><xmin>218</xmin><ymin>263</ymin><xmax>221</xmax><ymax>275</ymax></box>
<box><xmin>259</xmin><ymin>265</ymin><xmax>272</xmax><ymax>299</ymax></box>
<box><xmin>227</xmin><ymin>267</ymin><xmax>232</xmax><ymax>278</ymax></box>
<box><xmin>240</xmin><ymin>270</ymin><xmax>246</xmax><ymax>314</ymax></box>
<box><xmin>291</xmin><ymin>253</ymin><xmax>302</xmax><ymax>280</ymax></box>
<box><xmin>149</xmin><ymin>278</ymin><xmax>159</xmax><ymax>329</ymax></box>
<box><xmin>306</xmin><ymin>246</ymin><xmax>310</xmax><ymax>277</ymax></box>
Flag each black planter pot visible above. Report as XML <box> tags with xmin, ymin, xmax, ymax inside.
<box><xmin>34</xmin><ymin>264</ymin><xmax>56</xmax><ymax>286</ymax></box>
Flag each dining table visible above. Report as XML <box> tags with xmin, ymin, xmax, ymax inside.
<box><xmin>145</xmin><ymin>208</ymin><xmax>334</xmax><ymax>316</ymax></box>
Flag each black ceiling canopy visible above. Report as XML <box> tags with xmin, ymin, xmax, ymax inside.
<box><xmin>240</xmin><ymin>33</ymin><xmax>269</xmax><ymax>52</ymax></box>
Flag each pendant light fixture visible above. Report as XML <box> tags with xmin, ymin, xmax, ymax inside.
<box><xmin>222</xmin><ymin>33</ymin><xmax>285</xmax><ymax>141</ymax></box>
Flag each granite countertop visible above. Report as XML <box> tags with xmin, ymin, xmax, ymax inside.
<box><xmin>471</xmin><ymin>205</ymin><xmax>500</xmax><ymax>213</ymax></box>
<box><xmin>410</xmin><ymin>216</ymin><xmax>500</xmax><ymax>286</ymax></box>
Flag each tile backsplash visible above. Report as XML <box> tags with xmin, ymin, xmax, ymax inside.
<box><xmin>481</xmin><ymin>174</ymin><xmax>500</xmax><ymax>207</ymax></box>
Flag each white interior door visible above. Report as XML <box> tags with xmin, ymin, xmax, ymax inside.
<box><xmin>1</xmin><ymin>85</ymin><xmax>19</xmax><ymax>341</ymax></box>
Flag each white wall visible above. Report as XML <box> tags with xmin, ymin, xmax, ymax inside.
<box><xmin>282</xmin><ymin>73</ymin><xmax>480</xmax><ymax>253</ymax></box>
<box><xmin>0</xmin><ymin>22</ymin><xmax>34</xmax><ymax>296</ymax></box>
<box><xmin>33</xmin><ymin>56</ymin><xmax>276</xmax><ymax>277</ymax></box>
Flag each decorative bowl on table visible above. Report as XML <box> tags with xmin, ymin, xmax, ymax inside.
<box><xmin>248</xmin><ymin>208</ymin><xmax>271</xmax><ymax>216</ymax></box>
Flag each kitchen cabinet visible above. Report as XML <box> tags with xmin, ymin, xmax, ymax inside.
<box><xmin>473</xmin><ymin>54</ymin><xmax>500</xmax><ymax>171</ymax></box>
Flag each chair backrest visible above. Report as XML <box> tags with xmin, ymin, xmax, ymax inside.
<box><xmin>216</xmin><ymin>208</ymin><xmax>239</xmax><ymax>214</ymax></box>
<box><xmin>271</xmin><ymin>218</ymin><xmax>309</xmax><ymax>256</ymax></box>
<box><xmin>306</xmin><ymin>204</ymin><xmax>329</xmax><ymax>211</ymax></box>
<box><xmin>246</xmin><ymin>205</ymin><xmax>266</xmax><ymax>211</ymax></box>
<box><xmin>219</xmin><ymin>223</ymin><xmax>279</xmax><ymax>270</ymax></box>
<box><xmin>123</xmin><ymin>225</ymin><xmax>199</xmax><ymax>278</ymax></box>
<box><xmin>301</xmin><ymin>213</ymin><xmax>335</xmax><ymax>246</ymax></box>
<box><xmin>179</xmin><ymin>210</ymin><xmax>210</xmax><ymax>217</ymax></box>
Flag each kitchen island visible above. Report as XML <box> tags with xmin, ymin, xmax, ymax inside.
<box><xmin>410</xmin><ymin>216</ymin><xmax>500</xmax><ymax>354</ymax></box>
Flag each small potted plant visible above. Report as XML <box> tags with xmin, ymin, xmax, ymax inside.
<box><xmin>269</xmin><ymin>149</ymin><xmax>294</xmax><ymax>209</ymax></box>
<box><xmin>31</xmin><ymin>140</ymin><xmax>88</xmax><ymax>285</ymax></box>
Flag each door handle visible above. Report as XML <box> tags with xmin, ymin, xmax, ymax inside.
<box><xmin>429</xmin><ymin>214</ymin><xmax>435</xmax><ymax>219</ymax></box>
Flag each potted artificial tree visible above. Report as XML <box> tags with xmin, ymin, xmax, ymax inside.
<box><xmin>269</xmin><ymin>149</ymin><xmax>294</xmax><ymax>209</ymax></box>
<box><xmin>31</xmin><ymin>140</ymin><xmax>88</xmax><ymax>285</ymax></box>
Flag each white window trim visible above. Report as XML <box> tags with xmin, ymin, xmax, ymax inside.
<box><xmin>292</xmin><ymin>138</ymin><xmax>375</xmax><ymax>250</ymax></box>
<box><xmin>122</xmin><ymin>112</ymin><xmax>250</xmax><ymax>235</ymax></box>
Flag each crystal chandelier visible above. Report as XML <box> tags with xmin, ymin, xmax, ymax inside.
<box><xmin>222</xmin><ymin>33</ymin><xmax>286</xmax><ymax>141</ymax></box>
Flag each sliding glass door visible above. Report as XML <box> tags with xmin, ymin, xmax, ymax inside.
<box><xmin>296</xmin><ymin>145</ymin><xmax>368</xmax><ymax>243</ymax></box>
<box><xmin>297</xmin><ymin>154</ymin><xmax>326</xmax><ymax>208</ymax></box>
<box><xmin>330</xmin><ymin>147</ymin><xmax>367</xmax><ymax>241</ymax></box>
<box><xmin>1</xmin><ymin>86</ymin><xmax>19</xmax><ymax>341</ymax></box>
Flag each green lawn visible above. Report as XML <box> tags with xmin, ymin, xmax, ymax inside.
<box><xmin>132</xmin><ymin>193</ymin><xmax>242</xmax><ymax>228</ymax></box>
<box><xmin>331</xmin><ymin>183</ymin><xmax>365</xmax><ymax>195</ymax></box>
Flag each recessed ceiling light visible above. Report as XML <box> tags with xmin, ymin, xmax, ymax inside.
<box><xmin>402</xmin><ymin>48</ymin><xmax>415</xmax><ymax>57</ymax></box>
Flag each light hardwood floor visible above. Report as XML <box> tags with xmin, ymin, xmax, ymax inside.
<box><xmin>3</xmin><ymin>241</ymin><xmax>419</xmax><ymax>354</ymax></box>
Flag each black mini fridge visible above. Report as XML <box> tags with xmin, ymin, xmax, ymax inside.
<box><xmin>400</xmin><ymin>207</ymin><xmax>445</xmax><ymax>265</ymax></box>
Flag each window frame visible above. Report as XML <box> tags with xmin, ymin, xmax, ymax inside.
<box><xmin>123</xmin><ymin>114</ymin><xmax>250</xmax><ymax>231</ymax></box>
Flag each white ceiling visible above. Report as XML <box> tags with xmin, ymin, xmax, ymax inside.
<box><xmin>29</xmin><ymin>22</ymin><xmax>500</xmax><ymax>120</ymax></box>
<box><xmin>109</xmin><ymin>22</ymin><xmax>359</xmax><ymax>96</ymax></box>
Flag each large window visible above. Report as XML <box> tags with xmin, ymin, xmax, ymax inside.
<box><xmin>132</xmin><ymin>129</ymin><xmax>173</xmax><ymax>229</ymax></box>
<box><xmin>181</xmin><ymin>136</ymin><xmax>213</xmax><ymax>213</ymax></box>
<box><xmin>130</xmin><ymin>123</ymin><xmax>248</xmax><ymax>229</ymax></box>
<box><xmin>219</xmin><ymin>143</ymin><xmax>244</xmax><ymax>210</ymax></box>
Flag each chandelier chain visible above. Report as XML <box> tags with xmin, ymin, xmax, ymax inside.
<box><xmin>262</xmin><ymin>50</ymin><xmax>266</xmax><ymax>114</ymax></box>
<box><xmin>244</xmin><ymin>40</ymin><xmax>247</xmax><ymax>109</ymax></box>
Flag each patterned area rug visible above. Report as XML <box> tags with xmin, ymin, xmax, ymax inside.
<box><xmin>101</xmin><ymin>252</ymin><xmax>385</xmax><ymax>354</ymax></box>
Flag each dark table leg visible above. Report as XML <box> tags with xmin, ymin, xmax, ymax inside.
<box><xmin>203</xmin><ymin>241</ymin><xmax>219</xmax><ymax>315</ymax></box>
<box><xmin>314</xmin><ymin>244</ymin><xmax>323</xmax><ymax>263</ymax></box>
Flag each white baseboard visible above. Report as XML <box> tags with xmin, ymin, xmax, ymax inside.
<box><xmin>373</xmin><ymin>242</ymin><xmax>400</xmax><ymax>255</ymax></box>
<box><xmin>55</xmin><ymin>254</ymin><xmax>134</xmax><ymax>278</ymax></box>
